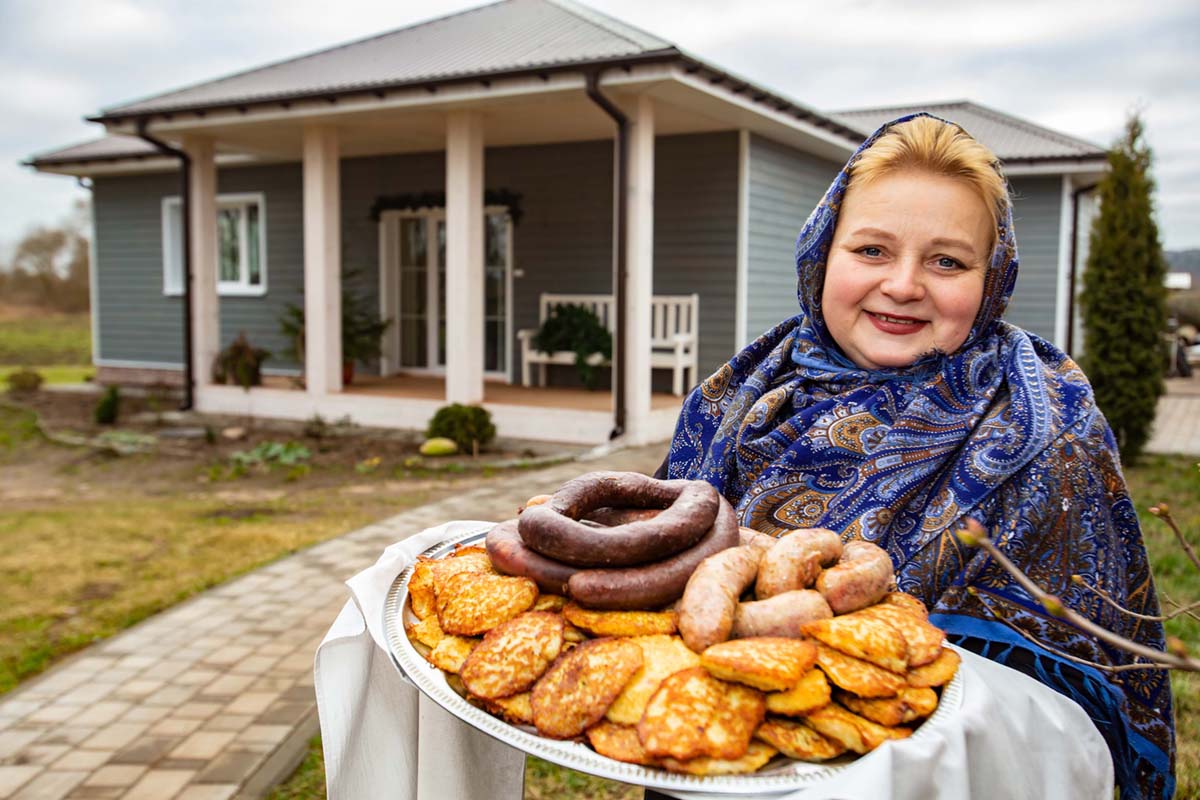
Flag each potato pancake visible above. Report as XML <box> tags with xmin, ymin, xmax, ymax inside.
<box><xmin>436</xmin><ymin>572</ymin><xmax>538</xmax><ymax>636</ymax></box>
<box><xmin>814</xmin><ymin>644</ymin><xmax>906</xmax><ymax>698</ymax></box>
<box><xmin>531</xmin><ymin>638</ymin><xmax>644</xmax><ymax>739</ymax></box>
<box><xmin>700</xmin><ymin>637</ymin><xmax>817</xmax><ymax>691</ymax></box>
<box><xmin>606</xmin><ymin>635</ymin><xmax>701</xmax><ymax>725</ymax></box>
<box><xmin>755</xmin><ymin>717</ymin><xmax>846</xmax><ymax>761</ymax></box>
<box><xmin>638</xmin><ymin>667</ymin><xmax>765</xmax><ymax>761</ymax></box>
<box><xmin>764</xmin><ymin>668</ymin><xmax>831</xmax><ymax>716</ymax></box>
<box><xmin>461</xmin><ymin>611</ymin><xmax>564</xmax><ymax>700</ymax></box>
<box><xmin>562</xmin><ymin>602</ymin><xmax>678</xmax><ymax>637</ymax></box>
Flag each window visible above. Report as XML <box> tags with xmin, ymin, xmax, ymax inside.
<box><xmin>162</xmin><ymin>193</ymin><xmax>267</xmax><ymax>296</ymax></box>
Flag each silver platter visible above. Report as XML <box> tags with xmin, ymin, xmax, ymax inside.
<box><xmin>382</xmin><ymin>526</ymin><xmax>965</xmax><ymax>795</ymax></box>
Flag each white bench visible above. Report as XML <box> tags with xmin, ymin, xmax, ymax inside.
<box><xmin>516</xmin><ymin>293</ymin><xmax>699</xmax><ymax>395</ymax></box>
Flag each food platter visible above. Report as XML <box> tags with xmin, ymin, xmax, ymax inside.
<box><xmin>382</xmin><ymin>526</ymin><xmax>965</xmax><ymax>794</ymax></box>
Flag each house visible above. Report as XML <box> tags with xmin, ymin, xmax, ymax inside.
<box><xmin>26</xmin><ymin>0</ymin><xmax>1108</xmax><ymax>445</ymax></box>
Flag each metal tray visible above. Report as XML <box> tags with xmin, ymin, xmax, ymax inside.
<box><xmin>382</xmin><ymin>526</ymin><xmax>965</xmax><ymax>794</ymax></box>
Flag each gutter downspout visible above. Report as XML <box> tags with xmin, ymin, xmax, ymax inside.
<box><xmin>1065</xmin><ymin>182</ymin><xmax>1098</xmax><ymax>358</ymax></box>
<box><xmin>585</xmin><ymin>72</ymin><xmax>628</xmax><ymax>439</ymax></box>
<box><xmin>136</xmin><ymin>121</ymin><xmax>194</xmax><ymax>411</ymax></box>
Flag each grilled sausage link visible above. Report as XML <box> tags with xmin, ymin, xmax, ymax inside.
<box><xmin>755</xmin><ymin>528</ymin><xmax>843</xmax><ymax>599</ymax></box>
<box><xmin>677</xmin><ymin>538</ymin><xmax>763</xmax><ymax>653</ymax></box>
<box><xmin>733</xmin><ymin>590</ymin><xmax>833</xmax><ymax>638</ymax></box>
<box><xmin>815</xmin><ymin>541</ymin><xmax>894</xmax><ymax>614</ymax></box>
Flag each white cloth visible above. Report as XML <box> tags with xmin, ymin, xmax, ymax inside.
<box><xmin>314</xmin><ymin>520</ymin><xmax>1114</xmax><ymax>800</ymax></box>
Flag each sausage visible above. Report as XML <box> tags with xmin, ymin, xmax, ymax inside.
<box><xmin>485</xmin><ymin>518</ymin><xmax>580</xmax><ymax>595</ymax></box>
<box><xmin>518</xmin><ymin>474</ymin><xmax>719</xmax><ymax>567</ymax></box>
<box><xmin>732</xmin><ymin>590</ymin><xmax>833</xmax><ymax>638</ymax></box>
<box><xmin>739</xmin><ymin>527</ymin><xmax>778</xmax><ymax>551</ymax></box>
<box><xmin>567</xmin><ymin>496</ymin><xmax>740</xmax><ymax>611</ymax></box>
<box><xmin>584</xmin><ymin>507</ymin><xmax>663</xmax><ymax>526</ymax></box>
<box><xmin>676</xmin><ymin>536</ymin><xmax>762</xmax><ymax>652</ymax></box>
<box><xmin>815</xmin><ymin>541</ymin><xmax>894</xmax><ymax>614</ymax></box>
<box><xmin>755</xmin><ymin>528</ymin><xmax>843</xmax><ymax>599</ymax></box>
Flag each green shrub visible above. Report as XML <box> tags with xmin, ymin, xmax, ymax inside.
<box><xmin>533</xmin><ymin>303</ymin><xmax>612</xmax><ymax>389</ymax></box>
<box><xmin>5</xmin><ymin>367</ymin><xmax>44</xmax><ymax>393</ymax></box>
<box><xmin>426</xmin><ymin>404</ymin><xmax>495</xmax><ymax>456</ymax></box>
<box><xmin>212</xmin><ymin>333</ymin><xmax>270</xmax><ymax>390</ymax></box>
<box><xmin>94</xmin><ymin>386</ymin><xmax>120</xmax><ymax>425</ymax></box>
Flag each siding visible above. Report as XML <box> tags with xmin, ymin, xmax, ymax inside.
<box><xmin>91</xmin><ymin>164</ymin><xmax>304</xmax><ymax>369</ymax></box>
<box><xmin>745</xmin><ymin>135</ymin><xmax>841</xmax><ymax>340</ymax></box>
<box><xmin>1006</xmin><ymin>175</ymin><xmax>1062</xmax><ymax>341</ymax></box>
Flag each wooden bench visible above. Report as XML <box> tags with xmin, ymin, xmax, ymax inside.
<box><xmin>516</xmin><ymin>293</ymin><xmax>699</xmax><ymax>395</ymax></box>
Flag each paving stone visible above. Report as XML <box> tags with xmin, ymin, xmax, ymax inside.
<box><xmin>175</xmin><ymin>784</ymin><xmax>237</xmax><ymax>800</ymax></box>
<box><xmin>88</xmin><ymin>669</ymin><xmax>137</xmax><ymax>688</ymax></box>
<box><xmin>108</xmin><ymin>736</ymin><xmax>179</xmax><ymax>766</ymax></box>
<box><xmin>79</xmin><ymin>723</ymin><xmax>145</xmax><ymax>752</ymax></box>
<box><xmin>110</xmin><ymin>681</ymin><xmax>164</xmax><ymax>702</ymax></box>
<box><xmin>194</xmin><ymin>750</ymin><xmax>265</xmax><ymax>784</ymax></box>
<box><xmin>10</xmin><ymin>769</ymin><xmax>86</xmax><ymax>800</ymax></box>
<box><xmin>199</xmin><ymin>676</ymin><xmax>254</xmax><ymax>698</ymax></box>
<box><xmin>235</xmin><ymin>725</ymin><xmax>291</xmax><ymax>747</ymax></box>
<box><xmin>255</xmin><ymin>702</ymin><xmax>311</xmax><ymax>727</ymax></box>
<box><xmin>148</xmin><ymin>718</ymin><xmax>203</xmax><ymax>738</ymax></box>
<box><xmin>172</xmin><ymin>703</ymin><xmax>222</xmax><ymax>722</ymax></box>
<box><xmin>222</xmin><ymin>693</ymin><xmax>276</xmax><ymax>716</ymax></box>
<box><xmin>173</xmin><ymin>670</ymin><xmax>219</xmax><ymax>689</ymax></box>
<box><xmin>33</xmin><ymin>728</ymin><xmax>96</xmax><ymax>747</ymax></box>
<box><xmin>24</xmin><ymin>706</ymin><xmax>75</xmax><ymax>725</ymax></box>
<box><xmin>0</xmin><ymin>765</ymin><xmax>42</xmax><ymax>797</ymax></box>
<box><xmin>200</xmin><ymin>647</ymin><xmax>252</xmax><ymax>668</ymax></box>
<box><xmin>118</xmin><ymin>706</ymin><xmax>170</xmax><ymax>725</ymax></box>
<box><xmin>228</xmin><ymin>656</ymin><xmax>276</xmax><ymax>677</ymax></box>
<box><xmin>0</xmin><ymin>729</ymin><xmax>41</xmax><ymax>759</ymax></box>
<box><xmin>197</xmin><ymin>715</ymin><xmax>254</xmax><ymax>734</ymax></box>
<box><xmin>18</xmin><ymin>744</ymin><xmax>69</xmax><ymax>766</ymax></box>
<box><xmin>49</xmin><ymin>750</ymin><xmax>109</xmax><ymax>771</ymax></box>
<box><xmin>70</xmin><ymin>703</ymin><xmax>131</xmax><ymax>728</ymax></box>
<box><xmin>57</xmin><ymin>684</ymin><xmax>111</xmax><ymax>707</ymax></box>
<box><xmin>64</xmin><ymin>787</ymin><xmax>122</xmax><ymax>799</ymax></box>
<box><xmin>81</xmin><ymin>765</ymin><xmax>146</xmax><ymax>788</ymax></box>
<box><xmin>122</xmin><ymin>769</ymin><xmax>194</xmax><ymax>800</ymax></box>
<box><xmin>169</xmin><ymin>732</ymin><xmax>236</xmax><ymax>761</ymax></box>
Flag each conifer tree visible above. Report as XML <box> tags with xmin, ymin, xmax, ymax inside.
<box><xmin>1079</xmin><ymin>113</ymin><xmax>1168</xmax><ymax>464</ymax></box>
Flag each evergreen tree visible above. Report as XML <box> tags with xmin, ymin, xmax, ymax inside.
<box><xmin>1079</xmin><ymin>113</ymin><xmax>1168</xmax><ymax>464</ymax></box>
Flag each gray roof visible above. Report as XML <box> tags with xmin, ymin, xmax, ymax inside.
<box><xmin>831</xmin><ymin>101</ymin><xmax>1106</xmax><ymax>163</ymax></box>
<box><xmin>26</xmin><ymin>135</ymin><xmax>159</xmax><ymax>166</ymax></box>
<box><xmin>98</xmin><ymin>0</ymin><xmax>679</xmax><ymax>119</ymax></box>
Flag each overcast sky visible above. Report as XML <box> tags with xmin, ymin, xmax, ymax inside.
<box><xmin>2</xmin><ymin>0</ymin><xmax>1198</xmax><ymax>258</ymax></box>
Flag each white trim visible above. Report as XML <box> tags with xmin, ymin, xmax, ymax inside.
<box><xmin>378</xmin><ymin>215</ymin><xmax>396</xmax><ymax>374</ymax></box>
<box><xmin>33</xmin><ymin>153</ymin><xmax>265</xmax><ymax>178</ymax></box>
<box><xmin>96</xmin><ymin>358</ymin><xmax>184</xmax><ymax>369</ymax></box>
<box><xmin>1004</xmin><ymin>162</ymin><xmax>1107</xmax><ymax>177</ymax></box>
<box><xmin>88</xmin><ymin>195</ymin><xmax>100</xmax><ymax>365</ymax></box>
<box><xmin>161</xmin><ymin>192</ymin><xmax>268</xmax><ymax>297</ymax></box>
<box><xmin>1053</xmin><ymin>174</ymin><xmax>1073</xmax><ymax>349</ymax></box>
<box><xmin>735</xmin><ymin>129</ymin><xmax>750</xmax><ymax>350</ymax></box>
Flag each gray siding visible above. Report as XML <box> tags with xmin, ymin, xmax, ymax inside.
<box><xmin>745</xmin><ymin>135</ymin><xmax>841</xmax><ymax>340</ymax></box>
<box><xmin>1006</xmin><ymin>176</ymin><xmax>1063</xmax><ymax>341</ymax></box>
<box><xmin>91</xmin><ymin>164</ymin><xmax>304</xmax><ymax>369</ymax></box>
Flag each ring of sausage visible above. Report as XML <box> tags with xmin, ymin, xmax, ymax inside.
<box><xmin>486</xmin><ymin>518</ymin><xmax>580</xmax><ymax>595</ymax></box>
<box><xmin>518</xmin><ymin>472</ymin><xmax>720</xmax><ymax>567</ymax></box>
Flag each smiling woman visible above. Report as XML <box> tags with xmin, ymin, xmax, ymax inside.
<box><xmin>663</xmin><ymin>114</ymin><xmax>1176</xmax><ymax>798</ymax></box>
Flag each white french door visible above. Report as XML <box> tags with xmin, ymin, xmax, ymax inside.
<box><xmin>379</xmin><ymin>208</ymin><xmax>512</xmax><ymax>378</ymax></box>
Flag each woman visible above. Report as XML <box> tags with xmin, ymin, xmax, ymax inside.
<box><xmin>663</xmin><ymin>114</ymin><xmax>1175</xmax><ymax>798</ymax></box>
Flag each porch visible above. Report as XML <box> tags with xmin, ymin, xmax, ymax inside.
<box><xmin>208</xmin><ymin>374</ymin><xmax>685</xmax><ymax>445</ymax></box>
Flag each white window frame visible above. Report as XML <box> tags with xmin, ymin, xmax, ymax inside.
<box><xmin>162</xmin><ymin>192</ymin><xmax>268</xmax><ymax>297</ymax></box>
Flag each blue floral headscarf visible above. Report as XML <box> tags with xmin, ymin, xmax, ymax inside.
<box><xmin>665</xmin><ymin>114</ymin><xmax>1174</xmax><ymax>798</ymax></box>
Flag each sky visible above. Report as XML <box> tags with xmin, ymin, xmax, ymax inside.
<box><xmin>2</xmin><ymin>0</ymin><xmax>1198</xmax><ymax>260</ymax></box>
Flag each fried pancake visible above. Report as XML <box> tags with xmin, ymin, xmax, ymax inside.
<box><xmin>436</xmin><ymin>572</ymin><xmax>539</xmax><ymax>636</ymax></box>
<box><xmin>803</xmin><ymin>703</ymin><xmax>911</xmax><ymax>754</ymax></box>
<box><xmin>461</xmin><ymin>611</ymin><xmax>564</xmax><ymax>700</ymax></box>
<box><xmin>452</xmin><ymin>544</ymin><xmax>490</xmax><ymax>559</ymax></box>
<box><xmin>531</xmin><ymin>638</ymin><xmax>644</xmax><ymax>739</ymax></box>
<box><xmin>700</xmin><ymin>637</ymin><xmax>817</xmax><ymax>691</ymax></box>
<box><xmin>606</xmin><ymin>635</ymin><xmax>701</xmax><ymax>725</ymax></box>
<box><xmin>638</xmin><ymin>667</ymin><xmax>765</xmax><ymax>761</ymax></box>
<box><xmin>563</xmin><ymin>620</ymin><xmax>588</xmax><ymax>643</ymax></box>
<box><xmin>659</xmin><ymin>741</ymin><xmax>777</xmax><ymax>776</ymax></box>
<box><xmin>814</xmin><ymin>644</ymin><xmax>906</xmax><ymax>698</ymax></box>
<box><xmin>562</xmin><ymin>602</ymin><xmax>678</xmax><ymax>637</ymax></box>
<box><xmin>427</xmin><ymin>635</ymin><xmax>478</xmax><ymax>674</ymax></box>
<box><xmin>482</xmin><ymin>692</ymin><xmax>534</xmax><ymax>725</ymax></box>
<box><xmin>755</xmin><ymin>717</ymin><xmax>847</xmax><ymax>761</ymax></box>
<box><xmin>838</xmin><ymin>686</ymin><xmax>938</xmax><ymax>726</ymax></box>
<box><xmin>586</xmin><ymin>721</ymin><xmax>658</xmax><ymax>766</ymax></box>
<box><xmin>764</xmin><ymin>668</ymin><xmax>831</xmax><ymax>716</ymax></box>
<box><xmin>906</xmin><ymin>646</ymin><xmax>960</xmax><ymax>687</ymax></box>
<box><xmin>533</xmin><ymin>594</ymin><xmax>568</xmax><ymax>612</ymax></box>
<box><xmin>857</xmin><ymin>604</ymin><xmax>945</xmax><ymax>667</ymax></box>
<box><xmin>406</xmin><ymin>613</ymin><xmax>445</xmax><ymax>650</ymax></box>
<box><xmin>882</xmin><ymin>591</ymin><xmax>928</xmax><ymax>618</ymax></box>
<box><xmin>802</xmin><ymin>615</ymin><xmax>908</xmax><ymax>673</ymax></box>
<box><xmin>408</xmin><ymin>558</ymin><xmax>437</xmax><ymax>619</ymax></box>
<box><xmin>430</xmin><ymin>550</ymin><xmax>494</xmax><ymax>591</ymax></box>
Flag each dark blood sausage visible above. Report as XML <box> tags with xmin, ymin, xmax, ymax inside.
<box><xmin>485</xmin><ymin>518</ymin><xmax>579</xmax><ymax>595</ymax></box>
<box><xmin>518</xmin><ymin>473</ymin><xmax>720</xmax><ymax>567</ymax></box>
<box><xmin>584</xmin><ymin>507</ymin><xmax>664</xmax><ymax>526</ymax></box>
<box><xmin>567</xmin><ymin>496</ymin><xmax>740</xmax><ymax>611</ymax></box>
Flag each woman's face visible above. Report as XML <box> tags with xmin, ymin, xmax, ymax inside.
<box><xmin>821</xmin><ymin>169</ymin><xmax>993</xmax><ymax>370</ymax></box>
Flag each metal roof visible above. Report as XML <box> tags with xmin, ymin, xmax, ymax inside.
<box><xmin>26</xmin><ymin>136</ymin><xmax>159</xmax><ymax>167</ymax></box>
<box><xmin>98</xmin><ymin>0</ymin><xmax>679</xmax><ymax>120</ymax></box>
<box><xmin>830</xmin><ymin>101</ymin><xmax>1106</xmax><ymax>163</ymax></box>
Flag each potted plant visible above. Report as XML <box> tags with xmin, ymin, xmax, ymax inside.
<box><xmin>278</xmin><ymin>276</ymin><xmax>391</xmax><ymax>386</ymax></box>
<box><xmin>532</xmin><ymin>303</ymin><xmax>613</xmax><ymax>389</ymax></box>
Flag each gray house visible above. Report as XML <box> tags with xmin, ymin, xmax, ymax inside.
<box><xmin>27</xmin><ymin>0</ymin><xmax>1107</xmax><ymax>445</ymax></box>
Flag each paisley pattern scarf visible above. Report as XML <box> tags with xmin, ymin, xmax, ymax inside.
<box><xmin>665</xmin><ymin>114</ymin><xmax>1175</xmax><ymax>798</ymax></box>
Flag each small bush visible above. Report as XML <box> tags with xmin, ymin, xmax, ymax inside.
<box><xmin>212</xmin><ymin>332</ymin><xmax>270</xmax><ymax>390</ymax></box>
<box><xmin>94</xmin><ymin>386</ymin><xmax>120</xmax><ymax>425</ymax></box>
<box><xmin>533</xmin><ymin>304</ymin><xmax>612</xmax><ymax>389</ymax></box>
<box><xmin>5</xmin><ymin>367</ymin><xmax>44</xmax><ymax>394</ymax></box>
<box><xmin>426</xmin><ymin>404</ymin><xmax>496</xmax><ymax>456</ymax></box>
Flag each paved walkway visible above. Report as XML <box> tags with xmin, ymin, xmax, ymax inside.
<box><xmin>0</xmin><ymin>444</ymin><xmax>665</xmax><ymax>799</ymax></box>
<box><xmin>1147</xmin><ymin>376</ymin><xmax>1200</xmax><ymax>456</ymax></box>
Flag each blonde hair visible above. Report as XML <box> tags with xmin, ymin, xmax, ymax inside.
<box><xmin>848</xmin><ymin>117</ymin><xmax>1009</xmax><ymax>237</ymax></box>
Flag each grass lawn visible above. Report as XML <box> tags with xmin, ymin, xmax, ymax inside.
<box><xmin>0</xmin><ymin>311</ymin><xmax>91</xmax><ymax>365</ymax></box>
<box><xmin>0</xmin><ymin>365</ymin><xmax>94</xmax><ymax>385</ymax></box>
<box><xmin>263</xmin><ymin>453</ymin><xmax>1200</xmax><ymax>800</ymax></box>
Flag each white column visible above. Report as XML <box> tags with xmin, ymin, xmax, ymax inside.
<box><xmin>445</xmin><ymin>110</ymin><xmax>485</xmax><ymax>404</ymax></box>
<box><xmin>303</xmin><ymin>124</ymin><xmax>342</xmax><ymax>396</ymax></box>
<box><xmin>1053</xmin><ymin>174</ymin><xmax>1074</xmax><ymax>351</ymax></box>
<box><xmin>624</xmin><ymin>94</ymin><xmax>655</xmax><ymax>443</ymax></box>
<box><xmin>184</xmin><ymin>135</ymin><xmax>218</xmax><ymax>388</ymax></box>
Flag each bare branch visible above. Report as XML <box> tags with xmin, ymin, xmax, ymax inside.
<box><xmin>1150</xmin><ymin>504</ymin><xmax>1200</xmax><ymax>574</ymax></box>
<box><xmin>1160</xmin><ymin>591</ymin><xmax>1200</xmax><ymax>624</ymax></box>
